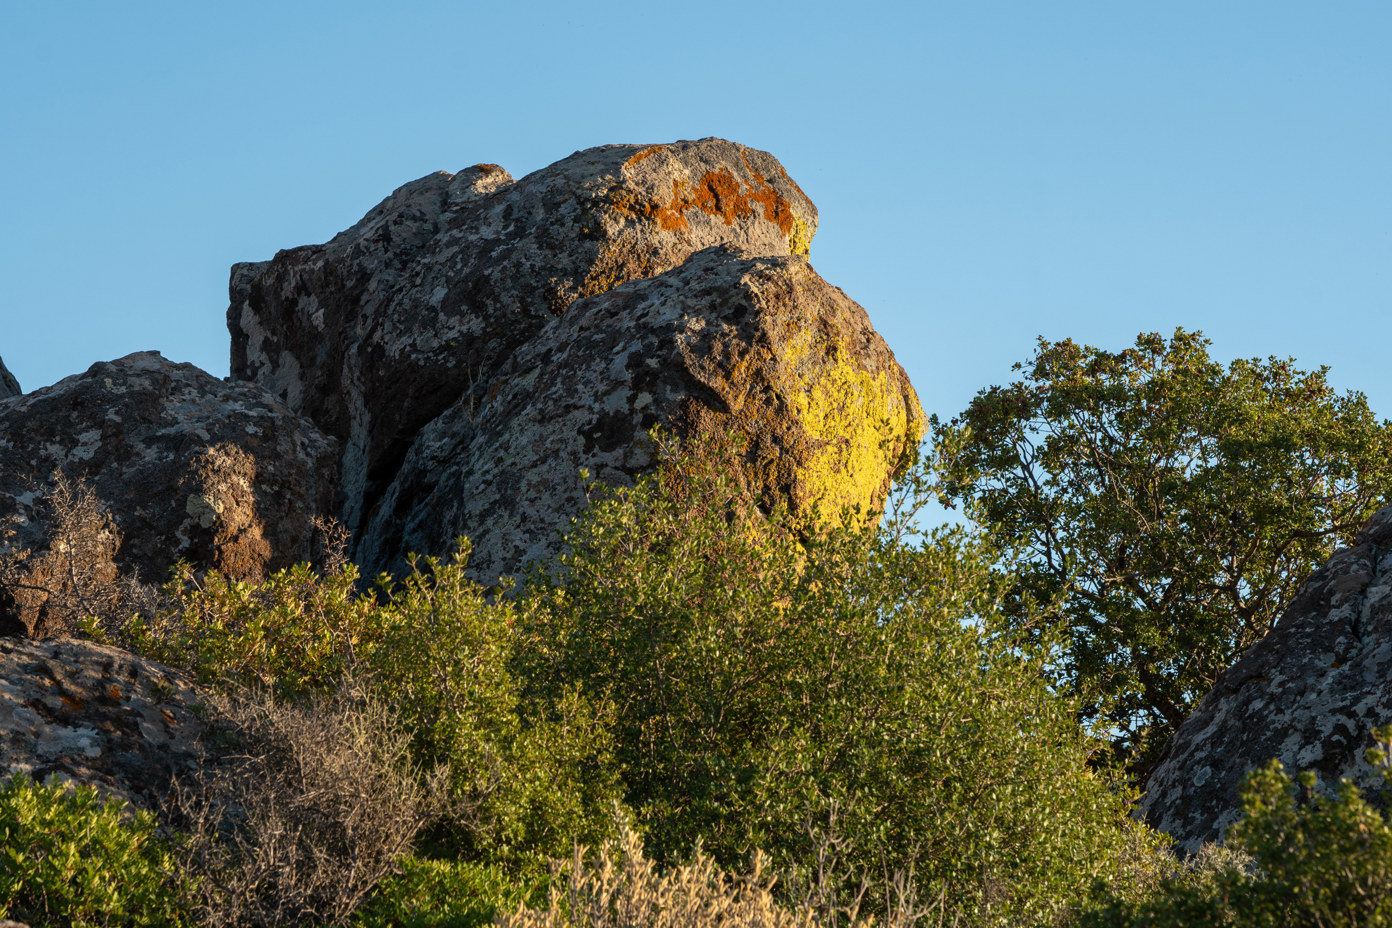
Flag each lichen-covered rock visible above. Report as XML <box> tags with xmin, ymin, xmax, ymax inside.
<box><xmin>356</xmin><ymin>245</ymin><xmax>923</xmax><ymax>583</ymax></box>
<box><xmin>0</xmin><ymin>636</ymin><xmax>207</xmax><ymax>811</ymax></box>
<box><xmin>229</xmin><ymin>139</ymin><xmax>818</xmax><ymax>534</ymax></box>
<box><xmin>0</xmin><ymin>351</ymin><xmax>339</xmax><ymax>599</ymax></box>
<box><xmin>1141</xmin><ymin>504</ymin><xmax>1392</xmax><ymax>853</ymax></box>
<box><xmin>0</xmin><ymin>356</ymin><xmax>19</xmax><ymax>399</ymax></box>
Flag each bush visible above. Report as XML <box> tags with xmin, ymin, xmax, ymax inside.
<box><xmin>365</xmin><ymin>544</ymin><xmax>625</xmax><ymax>870</ymax></box>
<box><xmin>352</xmin><ymin>855</ymin><xmax>543</xmax><ymax>928</ymax></box>
<box><xmin>519</xmin><ymin>439</ymin><xmax>1167</xmax><ymax>927</ymax></box>
<box><xmin>169</xmin><ymin>686</ymin><xmax>445</xmax><ymax>928</ymax></box>
<box><xmin>0</xmin><ymin>774</ymin><xmax>185</xmax><ymax>927</ymax></box>
<box><xmin>1079</xmin><ymin>733</ymin><xmax>1392</xmax><ymax>927</ymax></box>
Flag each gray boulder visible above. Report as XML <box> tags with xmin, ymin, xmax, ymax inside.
<box><xmin>0</xmin><ymin>636</ymin><xmax>207</xmax><ymax>812</ymax></box>
<box><xmin>229</xmin><ymin>139</ymin><xmax>818</xmax><ymax>537</ymax></box>
<box><xmin>1141</xmin><ymin>504</ymin><xmax>1392</xmax><ymax>853</ymax></box>
<box><xmin>0</xmin><ymin>356</ymin><xmax>19</xmax><ymax>399</ymax></box>
<box><xmin>356</xmin><ymin>245</ymin><xmax>923</xmax><ymax>583</ymax></box>
<box><xmin>0</xmin><ymin>351</ymin><xmax>338</xmax><ymax>632</ymax></box>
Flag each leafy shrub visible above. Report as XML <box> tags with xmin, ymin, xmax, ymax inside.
<box><xmin>170</xmin><ymin>685</ymin><xmax>445</xmax><ymax>928</ymax></box>
<box><xmin>119</xmin><ymin>559</ymin><xmax>382</xmax><ymax>701</ymax></box>
<box><xmin>352</xmin><ymin>855</ymin><xmax>543</xmax><ymax>928</ymax></box>
<box><xmin>1079</xmin><ymin>733</ymin><xmax>1392</xmax><ymax>927</ymax></box>
<box><xmin>365</xmin><ymin>545</ymin><xmax>625</xmax><ymax>869</ymax></box>
<box><xmin>0</xmin><ymin>774</ymin><xmax>185</xmax><ymax>927</ymax></box>
<box><xmin>519</xmin><ymin>440</ymin><xmax>1167</xmax><ymax>927</ymax></box>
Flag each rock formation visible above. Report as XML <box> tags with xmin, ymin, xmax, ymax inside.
<box><xmin>0</xmin><ymin>356</ymin><xmax>19</xmax><ymax>399</ymax></box>
<box><xmin>1142</xmin><ymin>504</ymin><xmax>1392</xmax><ymax>853</ymax></box>
<box><xmin>0</xmin><ymin>352</ymin><xmax>339</xmax><ymax>613</ymax></box>
<box><xmin>0</xmin><ymin>636</ymin><xmax>208</xmax><ymax>811</ymax></box>
<box><xmin>357</xmin><ymin>246</ymin><xmax>922</xmax><ymax>582</ymax></box>
<box><xmin>229</xmin><ymin>139</ymin><xmax>821</xmax><ymax>539</ymax></box>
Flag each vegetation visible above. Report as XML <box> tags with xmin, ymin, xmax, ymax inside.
<box><xmin>0</xmin><ymin>774</ymin><xmax>186</xmax><ymax>927</ymax></box>
<box><xmin>932</xmin><ymin>329</ymin><xmax>1392</xmax><ymax>771</ymax></box>
<box><xmin>1082</xmin><ymin>729</ymin><xmax>1392</xmax><ymax>927</ymax></box>
<box><xmin>6</xmin><ymin>328</ymin><xmax>1392</xmax><ymax>927</ymax></box>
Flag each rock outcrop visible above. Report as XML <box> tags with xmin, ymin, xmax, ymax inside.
<box><xmin>356</xmin><ymin>246</ymin><xmax>923</xmax><ymax>582</ymax></box>
<box><xmin>1142</xmin><ymin>504</ymin><xmax>1392</xmax><ymax>853</ymax></box>
<box><xmin>0</xmin><ymin>356</ymin><xmax>19</xmax><ymax>399</ymax></box>
<box><xmin>0</xmin><ymin>636</ymin><xmax>207</xmax><ymax>811</ymax></box>
<box><xmin>229</xmin><ymin>139</ymin><xmax>819</xmax><ymax>537</ymax></box>
<box><xmin>0</xmin><ymin>352</ymin><xmax>339</xmax><ymax>604</ymax></box>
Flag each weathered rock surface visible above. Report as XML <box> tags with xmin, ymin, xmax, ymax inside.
<box><xmin>1142</xmin><ymin>504</ymin><xmax>1392</xmax><ymax>853</ymax></box>
<box><xmin>357</xmin><ymin>245</ymin><xmax>923</xmax><ymax>583</ymax></box>
<box><xmin>230</xmin><ymin>139</ymin><xmax>818</xmax><ymax>535</ymax></box>
<box><xmin>0</xmin><ymin>636</ymin><xmax>207</xmax><ymax>811</ymax></box>
<box><xmin>0</xmin><ymin>356</ymin><xmax>19</xmax><ymax>399</ymax></box>
<box><xmin>0</xmin><ymin>351</ymin><xmax>339</xmax><ymax>601</ymax></box>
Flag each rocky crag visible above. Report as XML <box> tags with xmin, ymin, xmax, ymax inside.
<box><xmin>0</xmin><ymin>137</ymin><xmax>920</xmax><ymax>617</ymax></box>
<box><xmin>1142</xmin><ymin>503</ymin><xmax>1392</xmax><ymax>853</ymax></box>
<box><xmin>0</xmin><ymin>356</ymin><xmax>19</xmax><ymax>399</ymax></box>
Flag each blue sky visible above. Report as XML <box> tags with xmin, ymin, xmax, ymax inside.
<box><xmin>3</xmin><ymin>2</ymin><xmax>1388</xmax><ymax>431</ymax></box>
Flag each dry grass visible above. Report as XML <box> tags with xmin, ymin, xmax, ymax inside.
<box><xmin>495</xmin><ymin>820</ymin><xmax>928</xmax><ymax>928</ymax></box>
<box><xmin>169</xmin><ymin>684</ymin><xmax>447</xmax><ymax>928</ymax></box>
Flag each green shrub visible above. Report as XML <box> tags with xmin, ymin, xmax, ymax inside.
<box><xmin>519</xmin><ymin>440</ymin><xmax>1167</xmax><ymax>927</ymax></box>
<box><xmin>119</xmin><ymin>559</ymin><xmax>383</xmax><ymax>701</ymax></box>
<box><xmin>366</xmin><ymin>545</ymin><xmax>625</xmax><ymax>869</ymax></box>
<box><xmin>352</xmin><ymin>855</ymin><xmax>543</xmax><ymax>928</ymax></box>
<box><xmin>0</xmin><ymin>774</ymin><xmax>186</xmax><ymax>927</ymax></box>
<box><xmin>1079</xmin><ymin>734</ymin><xmax>1392</xmax><ymax>927</ymax></box>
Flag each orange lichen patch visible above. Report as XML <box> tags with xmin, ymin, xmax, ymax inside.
<box><xmin>471</xmin><ymin>163</ymin><xmax>504</xmax><ymax>174</ymax></box>
<box><xmin>625</xmin><ymin>145</ymin><xmax>668</xmax><ymax>167</ymax></box>
<box><xmin>61</xmin><ymin>694</ymin><xmax>85</xmax><ymax>712</ymax></box>
<box><xmin>612</xmin><ymin>167</ymin><xmax>798</xmax><ymax>236</ymax></box>
<box><xmin>107</xmin><ymin>684</ymin><xmax>122</xmax><ymax>701</ymax></box>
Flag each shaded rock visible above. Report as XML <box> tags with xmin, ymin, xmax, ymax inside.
<box><xmin>0</xmin><ymin>356</ymin><xmax>18</xmax><ymax>399</ymax></box>
<box><xmin>0</xmin><ymin>352</ymin><xmax>339</xmax><ymax>615</ymax></box>
<box><xmin>1141</xmin><ymin>504</ymin><xmax>1392</xmax><ymax>853</ymax></box>
<box><xmin>0</xmin><ymin>636</ymin><xmax>207</xmax><ymax>812</ymax></box>
<box><xmin>230</xmin><ymin>139</ymin><xmax>818</xmax><ymax>535</ymax></box>
<box><xmin>357</xmin><ymin>246</ymin><xmax>922</xmax><ymax>583</ymax></box>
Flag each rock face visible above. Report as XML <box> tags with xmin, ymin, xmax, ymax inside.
<box><xmin>0</xmin><ymin>356</ymin><xmax>19</xmax><ymax>399</ymax></box>
<box><xmin>356</xmin><ymin>246</ymin><xmax>923</xmax><ymax>582</ymax></box>
<box><xmin>1142</xmin><ymin>504</ymin><xmax>1392</xmax><ymax>853</ymax></box>
<box><xmin>230</xmin><ymin>139</ymin><xmax>819</xmax><ymax>537</ymax></box>
<box><xmin>0</xmin><ymin>636</ymin><xmax>208</xmax><ymax>811</ymax></box>
<box><xmin>0</xmin><ymin>351</ymin><xmax>339</xmax><ymax>597</ymax></box>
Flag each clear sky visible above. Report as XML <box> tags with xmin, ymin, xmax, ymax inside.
<box><xmin>3</xmin><ymin>2</ymin><xmax>1388</xmax><ymax>432</ymax></box>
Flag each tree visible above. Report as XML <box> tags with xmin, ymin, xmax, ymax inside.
<box><xmin>518</xmin><ymin>436</ymin><xmax>1165</xmax><ymax>927</ymax></box>
<box><xmin>932</xmin><ymin>329</ymin><xmax>1392</xmax><ymax>775</ymax></box>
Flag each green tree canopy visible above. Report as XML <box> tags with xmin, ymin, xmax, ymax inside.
<box><xmin>932</xmin><ymin>329</ymin><xmax>1392</xmax><ymax>774</ymax></box>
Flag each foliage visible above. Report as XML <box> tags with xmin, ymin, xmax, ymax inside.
<box><xmin>169</xmin><ymin>685</ymin><xmax>445</xmax><ymax>928</ymax></box>
<box><xmin>1078</xmin><ymin>728</ymin><xmax>1392</xmax><ymax>927</ymax></box>
<box><xmin>931</xmin><ymin>329</ymin><xmax>1392</xmax><ymax>770</ymax></box>
<box><xmin>118</xmin><ymin>558</ymin><xmax>382</xmax><ymax>701</ymax></box>
<box><xmin>365</xmin><ymin>545</ymin><xmax>625</xmax><ymax>869</ymax></box>
<box><xmin>519</xmin><ymin>437</ymin><xmax>1166</xmax><ymax>927</ymax></box>
<box><xmin>0</xmin><ymin>774</ymin><xmax>186</xmax><ymax>927</ymax></box>
<box><xmin>352</xmin><ymin>855</ymin><xmax>543</xmax><ymax>928</ymax></box>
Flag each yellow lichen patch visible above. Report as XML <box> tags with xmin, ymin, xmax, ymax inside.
<box><xmin>782</xmin><ymin>328</ymin><xmax>920</xmax><ymax>526</ymax></box>
<box><xmin>788</xmin><ymin>216</ymin><xmax>812</xmax><ymax>257</ymax></box>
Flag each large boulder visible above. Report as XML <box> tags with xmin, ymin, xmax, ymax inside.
<box><xmin>0</xmin><ymin>352</ymin><xmax>339</xmax><ymax>622</ymax></box>
<box><xmin>356</xmin><ymin>246</ymin><xmax>923</xmax><ymax>583</ymax></box>
<box><xmin>1141</xmin><ymin>504</ymin><xmax>1392</xmax><ymax>853</ymax></box>
<box><xmin>0</xmin><ymin>636</ymin><xmax>208</xmax><ymax>812</ymax></box>
<box><xmin>0</xmin><ymin>356</ymin><xmax>19</xmax><ymax>399</ymax></box>
<box><xmin>229</xmin><ymin>139</ymin><xmax>818</xmax><ymax>535</ymax></box>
